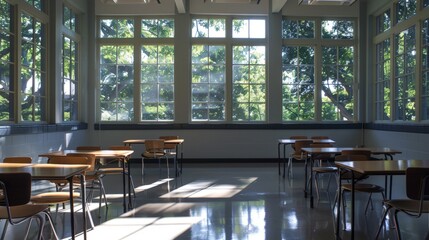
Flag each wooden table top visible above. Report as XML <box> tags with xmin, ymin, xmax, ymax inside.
<box><xmin>301</xmin><ymin>147</ymin><xmax>402</xmax><ymax>155</ymax></box>
<box><xmin>335</xmin><ymin>159</ymin><xmax>429</xmax><ymax>175</ymax></box>
<box><xmin>278</xmin><ymin>139</ymin><xmax>335</xmax><ymax>144</ymax></box>
<box><xmin>39</xmin><ymin>149</ymin><xmax>134</xmax><ymax>158</ymax></box>
<box><xmin>0</xmin><ymin>163</ymin><xmax>89</xmax><ymax>180</ymax></box>
<box><xmin>123</xmin><ymin>139</ymin><xmax>184</xmax><ymax>145</ymax></box>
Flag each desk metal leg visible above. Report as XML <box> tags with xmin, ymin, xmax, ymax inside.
<box><xmin>304</xmin><ymin>158</ymin><xmax>308</xmax><ymax>198</ymax></box>
<box><xmin>351</xmin><ymin>171</ymin><xmax>355</xmax><ymax>240</ymax></box>
<box><xmin>69</xmin><ymin>178</ymin><xmax>75</xmax><ymax>240</ymax></box>
<box><xmin>335</xmin><ymin>168</ymin><xmax>342</xmax><ymax>239</ymax></box>
<box><xmin>310</xmin><ymin>156</ymin><xmax>314</xmax><ymax>208</ymax></box>
<box><xmin>122</xmin><ymin>160</ymin><xmax>127</xmax><ymax>212</ymax></box>
<box><xmin>126</xmin><ymin>158</ymin><xmax>133</xmax><ymax>209</ymax></box>
<box><xmin>278</xmin><ymin>143</ymin><xmax>281</xmax><ymax>175</ymax></box>
<box><xmin>80</xmin><ymin>175</ymin><xmax>87</xmax><ymax>240</ymax></box>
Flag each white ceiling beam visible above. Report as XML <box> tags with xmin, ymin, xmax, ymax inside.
<box><xmin>272</xmin><ymin>0</ymin><xmax>288</xmax><ymax>13</ymax></box>
<box><xmin>175</xmin><ymin>0</ymin><xmax>186</xmax><ymax>13</ymax></box>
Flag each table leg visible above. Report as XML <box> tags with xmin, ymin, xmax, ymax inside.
<box><xmin>335</xmin><ymin>168</ymin><xmax>342</xmax><ymax>239</ymax></box>
<box><xmin>69</xmin><ymin>178</ymin><xmax>75</xmax><ymax>240</ymax></box>
<box><xmin>304</xmin><ymin>157</ymin><xmax>308</xmax><ymax>198</ymax></box>
<box><xmin>278</xmin><ymin>143</ymin><xmax>281</xmax><ymax>176</ymax></box>
<box><xmin>127</xmin><ymin>157</ymin><xmax>133</xmax><ymax>209</ymax></box>
<box><xmin>122</xmin><ymin>160</ymin><xmax>127</xmax><ymax>212</ymax></box>
<box><xmin>80</xmin><ymin>174</ymin><xmax>87</xmax><ymax>240</ymax></box>
<box><xmin>351</xmin><ymin>171</ymin><xmax>355</xmax><ymax>240</ymax></box>
<box><xmin>310</xmin><ymin>156</ymin><xmax>314</xmax><ymax>208</ymax></box>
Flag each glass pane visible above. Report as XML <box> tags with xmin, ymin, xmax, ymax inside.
<box><xmin>322</xmin><ymin>20</ymin><xmax>354</xmax><ymax>39</ymax></box>
<box><xmin>233</xmin><ymin>19</ymin><xmax>248</xmax><ymax>38</ymax></box>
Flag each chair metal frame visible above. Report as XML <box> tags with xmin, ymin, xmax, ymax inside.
<box><xmin>375</xmin><ymin>167</ymin><xmax>429</xmax><ymax>240</ymax></box>
<box><xmin>0</xmin><ymin>172</ymin><xmax>58</xmax><ymax>240</ymax></box>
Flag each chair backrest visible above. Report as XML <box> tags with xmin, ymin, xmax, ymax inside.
<box><xmin>49</xmin><ymin>155</ymin><xmax>95</xmax><ymax>172</ymax></box>
<box><xmin>340</xmin><ymin>150</ymin><xmax>371</xmax><ymax>159</ymax></box>
<box><xmin>293</xmin><ymin>139</ymin><xmax>314</xmax><ymax>156</ymax></box>
<box><xmin>0</xmin><ymin>172</ymin><xmax>31</xmax><ymax>207</ymax></box>
<box><xmin>108</xmin><ymin>146</ymin><xmax>132</xmax><ymax>150</ymax></box>
<box><xmin>310</xmin><ymin>143</ymin><xmax>333</xmax><ymax>159</ymax></box>
<box><xmin>159</xmin><ymin>136</ymin><xmax>179</xmax><ymax>150</ymax></box>
<box><xmin>311</xmin><ymin>136</ymin><xmax>329</xmax><ymax>139</ymax></box>
<box><xmin>145</xmin><ymin>139</ymin><xmax>165</xmax><ymax>153</ymax></box>
<box><xmin>290</xmin><ymin>136</ymin><xmax>308</xmax><ymax>150</ymax></box>
<box><xmin>406</xmin><ymin>167</ymin><xmax>429</xmax><ymax>200</ymax></box>
<box><xmin>3</xmin><ymin>157</ymin><xmax>32</xmax><ymax>163</ymax></box>
<box><xmin>76</xmin><ymin>146</ymin><xmax>102</xmax><ymax>151</ymax></box>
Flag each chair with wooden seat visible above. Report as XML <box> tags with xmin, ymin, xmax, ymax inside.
<box><xmin>3</xmin><ymin>157</ymin><xmax>32</xmax><ymax>163</ymax></box>
<box><xmin>141</xmin><ymin>139</ymin><xmax>169</xmax><ymax>176</ymax></box>
<box><xmin>286</xmin><ymin>139</ymin><xmax>313</xmax><ymax>178</ymax></box>
<box><xmin>30</xmin><ymin>155</ymin><xmax>96</xmax><ymax>228</ymax></box>
<box><xmin>97</xmin><ymin>146</ymin><xmax>136</xmax><ymax>197</ymax></box>
<box><xmin>0</xmin><ymin>172</ymin><xmax>58</xmax><ymax>240</ymax></box>
<box><xmin>159</xmin><ymin>136</ymin><xmax>179</xmax><ymax>175</ymax></box>
<box><xmin>335</xmin><ymin>151</ymin><xmax>385</xmax><ymax>229</ymax></box>
<box><xmin>309</xmin><ymin>143</ymin><xmax>336</xmax><ymax>200</ymax></box>
<box><xmin>375</xmin><ymin>167</ymin><xmax>429</xmax><ymax>240</ymax></box>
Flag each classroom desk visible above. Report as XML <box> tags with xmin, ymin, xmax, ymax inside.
<box><xmin>334</xmin><ymin>160</ymin><xmax>429</xmax><ymax>240</ymax></box>
<box><xmin>301</xmin><ymin>147</ymin><xmax>402</xmax><ymax>208</ymax></box>
<box><xmin>277</xmin><ymin>138</ymin><xmax>335</xmax><ymax>177</ymax></box>
<box><xmin>123</xmin><ymin>139</ymin><xmax>184</xmax><ymax>176</ymax></box>
<box><xmin>0</xmin><ymin>163</ymin><xmax>89</xmax><ymax>240</ymax></box>
<box><xmin>39</xmin><ymin>149</ymin><xmax>134</xmax><ymax>212</ymax></box>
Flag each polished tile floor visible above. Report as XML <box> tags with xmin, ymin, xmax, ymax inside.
<box><xmin>8</xmin><ymin>162</ymin><xmax>429</xmax><ymax>239</ymax></box>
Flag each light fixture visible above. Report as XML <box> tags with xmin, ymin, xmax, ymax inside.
<box><xmin>298</xmin><ymin>0</ymin><xmax>356</xmax><ymax>5</ymax></box>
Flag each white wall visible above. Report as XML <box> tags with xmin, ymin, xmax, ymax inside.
<box><xmin>364</xmin><ymin>130</ymin><xmax>429</xmax><ymax>160</ymax></box>
<box><xmin>0</xmin><ymin>130</ymin><xmax>88</xmax><ymax>163</ymax></box>
<box><xmin>91</xmin><ymin>128</ymin><xmax>363</xmax><ymax>159</ymax></box>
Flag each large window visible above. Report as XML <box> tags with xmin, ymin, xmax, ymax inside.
<box><xmin>20</xmin><ymin>13</ymin><xmax>46</xmax><ymax>122</ymax></box>
<box><xmin>62</xmin><ymin>5</ymin><xmax>79</xmax><ymax>121</ymax></box>
<box><xmin>375</xmin><ymin>39</ymin><xmax>391</xmax><ymax>120</ymax></box>
<box><xmin>282</xmin><ymin>18</ymin><xmax>356</xmax><ymax>121</ymax></box>
<box><xmin>191</xmin><ymin>17</ymin><xmax>266</xmax><ymax>122</ymax></box>
<box><xmin>421</xmin><ymin>19</ymin><xmax>429</xmax><ymax>119</ymax></box>
<box><xmin>0</xmin><ymin>0</ymin><xmax>14</xmax><ymax>121</ymax></box>
<box><xmin>192</xmin><ymin>45</ymin><xmax>226</xmax><ymax>121</ymax></box>
<box><xmin>98</xmin><ymin>17</ymin><xmax>174</xmax><ymax>122</ymax></box>
<box><xmin>373</xmin><ymin>0</ymin><xmax>429</xmax><ymax>122</ymax></box>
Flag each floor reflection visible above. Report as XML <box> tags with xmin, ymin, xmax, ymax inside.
<box><xmin>16</xmin><ymin>163</ymin><xmax>429</xmax><ymax>240</ymax></box>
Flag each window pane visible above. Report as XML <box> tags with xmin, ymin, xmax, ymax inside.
<box><xmin>394</xmin><ymin>27</ymin><xmax>416</xmax><ymax>121</ymax></box>
<box><xmin>20</xmin><ymin>13</ymin><xmax>46</xmax><ymax>122</ymax></box>
<box><xmin>192</xmin><ymin>18</ymin><xmax>225</xmax><ymax>38</ymax></box>
<box><xmin>192</xmin><ymin>45</ymin><xmax>226</xmax><ymax>121</ymax></box>
<box><xmin>421</xmin><ymin>19</ymin><xmax>429</xmax><ymax>119</ymax></box>
<box><xmin>0</xmin><ymin>0</ymin><xmax>13</xmax><ymax>121</ymax></box>
<box><xmin>322</xmin><ymin>20</ymin><xmax>354</xmax><ymax>39</ymax></box>
<box><xmin>142</xmin><ymin>18</ymin><xmax>174</xmax><ymax>38</ymax></box>
<box><xmin>375</xmin><ymin>39</ymin><xmax>391</xmax><ymax>120</ymax></box>
<box><xmin>63</xmin><ymin>5</ymin><xmax>76</xmax><ymax>32</ymax></box>
<box><xmin>395</xmin><ymin>0</ymin><xmax>416</xmax><ymax>24</ymax></box>
<box><xmin>282</xmin><ymin>46</ymin><xmax>315</xmax><ymax>121</ymax></box>
<box><xmin>100</xmin><ymin>18</ymin><xmax>134</xmax><ymax>38</ymax></box>
<box><xmin>100</xmin><ymin>45</ymin><xmax>134</xmax><ymax>121</ymax></box>
<box><xmin>376</xmin><ymin>9</ymin><xmax>391</xmax><ymax>34</ymax></box>
<box><xmin>233</xmin><ymin>19</ymin><xmax>265</xmax><ymax>39</ymax></box>
<box><xmin>232</xmin><ymin>46</ymin><xmax>266</xmax><ymax>121</ymax></box>
<box><xmin>282</xmin><ymin>19</ymin><xmax>315</xmax><ymax>39</ymax></box>
<box><xmin>63</xmin><ymin>35</ymin><xmax>78</xmax><ymax>121</ymax></box>
<box><xmin>141</xmin><ymin>45</ymin><xmax>174</xmax><ymax>121</ymax></box>
<box><xmin>321</xmin><ymin>46</ymin><xmax>354</xmax><ymax>121</ymax></box>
